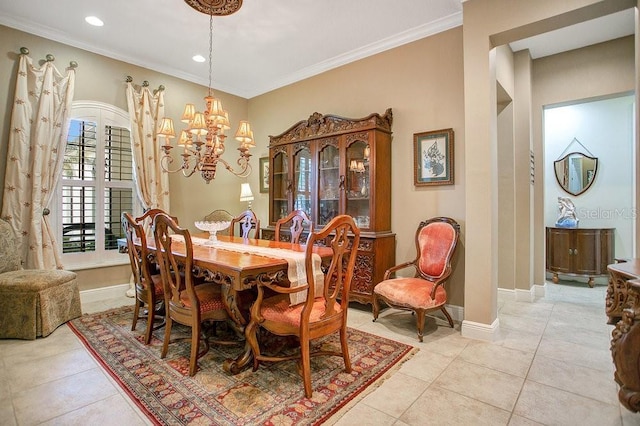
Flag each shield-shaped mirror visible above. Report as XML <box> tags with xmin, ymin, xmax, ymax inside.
<box><xmin>554</xmin><ymin>152</ymin><xmax>598</xmax><ymax>196</ymax></box>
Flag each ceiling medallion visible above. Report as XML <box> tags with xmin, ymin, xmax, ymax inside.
<box><xmin>184</xmin><ymin>0</ymin><xmax>243</xmax><ymax>16</ymax></box>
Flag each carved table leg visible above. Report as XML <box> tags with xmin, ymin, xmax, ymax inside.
<box><xmin>219</xmin><ymin>284</ymin><xmax>255</xmax><ymax>374</ymax></box>
<box><xmin>607</xmin><ymin>271</ymin><xmax>630</xmax><ymax>324</ymax></box>
<box><xmin>587</xmin><ymin>277</ymin><xmax>595</xmax><ymax>288</ymax></box>
<box><xmin>552</xmin><ymin>273</ymin><xmax>559</xmax><ymax>284</ymax></box>
<box><xmin>611</xmin><ymin>279</ymin><xmax>640</xmax><ymax>412</ymax></box>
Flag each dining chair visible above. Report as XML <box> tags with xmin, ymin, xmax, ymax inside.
<box><xmin>274</xmin><ymin>209</ymin><xmax>313</xmax><ymax>244</ymax></box>
<box><xmin>229</xmin><ymin>209</ymin><xmax>260</xmax><ymax>239</ymax></box>
<box><xmin>122</xmin><ymin>211</ymin><xmax>166</xmax><ymax>345</ymax></box>
<box><xmin>152</xmin><ymin>213</ymin><xmax>232</xmax><ymax>376</ymax></box>
<box><xmin>204</xmin><ymin>209</ymin><xmax>233</xmax><ymax>222</ymax></box>
<box><xmin>372</xmin><ymin>217</ymin><xmax>460</xmax><ymax>342</ymax></box>
<box><xmin>245</xmin><ymin>214</ymin><xmax>360</xmax><ymax>398</ymax></box>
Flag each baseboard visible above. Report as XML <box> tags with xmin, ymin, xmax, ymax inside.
<box><xmin>429</xmin><ymin>303</ymin><xmax>464</xmax><ymax>324</ymax></box>
<box><xmin>461</xmin><ymin>317</ymin><xmax>500</xmax><ymax>341</ymax></box>
<box><xmin>534</xmin><ymin>282</ymin><xmax>546</xmax><ymax>297</ymax></box>
<box><xmin>80</xmin><ymin>283</ymin><xmax>131</xmax><ymax>304</ymax></box>
<box><xmin>498</xmin><ymin>284</ymin><xmax>544</xmax><ymax>302</ymax></box>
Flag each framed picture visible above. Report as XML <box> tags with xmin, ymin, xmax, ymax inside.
<box><xmin>259</xmin><ymin>157</ymin><xmax>270</xmax><ymax>193</ymax></box>
<box><xmin>413</xmin><ymin>128</ymin><xmax>454</xmax><ymax>186</ymax></box>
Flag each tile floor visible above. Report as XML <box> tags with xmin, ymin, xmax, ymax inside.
<box><xmin>1</xmin><ymin>281</ymin><xmax>638</xmax><ymax>425</ymax></box>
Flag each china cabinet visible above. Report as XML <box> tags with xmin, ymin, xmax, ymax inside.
<box><xmin>545</xmin><ymin>227</ymin><xmax>615</xmax><ymax>287</ymax></box>
<box><xmin>261</xmin><ymin>109</ymin><xmax>395</xmax><ymax>305</ymax></box>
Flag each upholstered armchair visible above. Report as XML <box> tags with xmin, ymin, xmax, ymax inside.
<box><xmin>373</xmin><ymin>217</ymin><xmax>460</xmax><ymax>342</ymax></box>
<box><xmin>0</xmin><ymin>219</ymin><xmax>82</xmax><ymax>339</ymax></box>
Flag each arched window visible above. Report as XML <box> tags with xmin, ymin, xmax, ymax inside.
<box><xmin>53</xmin><ymin>101</ymin><xmax>141</xmax><ymax>268</ymax></box>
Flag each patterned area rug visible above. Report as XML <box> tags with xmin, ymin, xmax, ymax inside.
<box><xmin>68</xmin><ymin>306</ymin><xmax>416</xmax><ymax>425</ymax></box>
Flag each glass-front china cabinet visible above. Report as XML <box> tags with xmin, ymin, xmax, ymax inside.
<box><xmin>262</xmin><ymin>109</ymin><xmax>395</xmax><ymax>306</ymax></box>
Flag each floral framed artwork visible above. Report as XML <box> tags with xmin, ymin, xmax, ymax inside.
<box><xmin>413</xmin><ymin>128</ymin><xmax>454</xmax><ymax>186</ymax></box>
<box><xmin>259</xmin><ymin>157</ymin><xmax>270</xmax><ymax>193</ymax></box>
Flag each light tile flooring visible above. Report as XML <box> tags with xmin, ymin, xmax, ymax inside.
<box><xmin>1</xmin><ymin>281</ymin><xmax>639</xmax><ymax>425</ymax></box>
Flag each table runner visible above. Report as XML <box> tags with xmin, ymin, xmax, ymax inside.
<box><xmin>173</xmin><ymin>235</ymin><xmax>324</xmax><ymax>305</ymax></box>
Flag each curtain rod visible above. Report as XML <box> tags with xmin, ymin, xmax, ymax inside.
<box><xmin>19</xmin><ymin>47</ymin><xmax>78</xmax><ymax>69</ymax></box>
<box><xmin>125</xmin><ymin>75</ymin><xmax>165</xmax><ymax>93</ymax></box>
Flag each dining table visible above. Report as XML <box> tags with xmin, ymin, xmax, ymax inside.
<box><xmin>142</xmin><ymin>232</ymin><xmax>334</xmax><ymax>374</ymax></box>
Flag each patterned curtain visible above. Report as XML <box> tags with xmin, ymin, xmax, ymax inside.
<box><xmin>125</xmin><ymin>82</ymin><xmax>170</xmax><ymax>297</ymax></box>
<box><xmin>125</xmin><ymin>82</ymin><xmax>170</xmax><ymax>215</ymax></box>
<box><xmin>1</xmin><ymin>51</ymin><xmax>76</xmax><ymax>269</ymax></box>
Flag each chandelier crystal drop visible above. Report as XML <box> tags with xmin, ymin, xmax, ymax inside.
<box><xmin>157</xmin><ymin>0</ymin><xmax>253</xmax><ymax>184</ymax></box>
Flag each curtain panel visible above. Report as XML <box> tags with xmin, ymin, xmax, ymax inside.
<box><xmin>1</xmin><ymin>53</ymin><xmax>76</xmax><ymax>269</ymax></box>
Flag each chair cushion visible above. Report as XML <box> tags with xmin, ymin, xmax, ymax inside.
<box><xmin>0</xmin><ymin>269</ymin><xmax>77</xmax><ymax>291</ymax></box>
<box><xmin>374</xmin><ymin>277</ymin><xmax>447</xmax><ymax>310</ymax></box>
<box><xmin>260</xmin><ymin>294</ymin><xmax>342</xmax><ymax>327</ymax></box>
<box><xmin>179</xmin><ymin>283</ymin><xmax>226</xmax><ymax>313</ymax></box>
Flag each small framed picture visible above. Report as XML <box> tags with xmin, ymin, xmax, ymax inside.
<box><xmin>413</xmin><ymin>128</ymin><xmax>454</xmax><ymax>186</ymax></box>
<box><xmin>259</xmin><ymin>157</ymin><xmax>270</xmax><ymax>193</ymax></box>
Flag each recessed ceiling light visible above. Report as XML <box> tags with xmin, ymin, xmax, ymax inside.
<box><xmin>85</xmin><ymin>16</ymin><xmax>104</xmax><ymax>27</ymax></box>
<box><xmin>192</xmin><ymin>55</ymin><xmax>206</xmax><ymax>63</ymax></box>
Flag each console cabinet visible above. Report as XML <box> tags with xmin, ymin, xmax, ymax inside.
<box><xmin>261</xmin><ymin>109</ymin><xmax>396</xmax><ymax>305</ymax></box>
<box><xmin>545</xmin><ymin>227</ymin><xmax>615</xmax><ymax>287</ymax></box>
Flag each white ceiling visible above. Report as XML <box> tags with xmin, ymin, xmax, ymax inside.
<box><xmin>0</xmin><ymin>1</ymin><xmax>634</xmax><ymax>99</ymax></box>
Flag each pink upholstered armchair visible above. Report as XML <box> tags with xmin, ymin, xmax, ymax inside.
<box><xmin>373</xmin><ymin>217</ymin><xmax>460</xmax><ymax>342</ymax></box>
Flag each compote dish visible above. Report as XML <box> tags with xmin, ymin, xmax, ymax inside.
<box><xmin>194</xmin><ymin>221</ymin><xmax>231</xmax><ymax>245</ymax></box>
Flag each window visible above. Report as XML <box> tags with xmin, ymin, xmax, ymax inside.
<box><xmin>55</xmin><ymin>102</ymin><xmax>140</xmax><ymax>268</ymax></box>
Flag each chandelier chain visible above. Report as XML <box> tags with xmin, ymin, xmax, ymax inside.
<box><xmin>208</xmin><ymin>10</ymin><xmax>213</xmax><ymax>96</ymax></box>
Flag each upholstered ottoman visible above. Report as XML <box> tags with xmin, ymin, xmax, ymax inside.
<box><xmin>0</xmin><ymin>218</ymin><xmax>82</xmax><ymax>340</ymax></box>
<box><xmin>0</xmin><ymin>269</ymin><xmax>82</xmax><ymax>339</ymax></box>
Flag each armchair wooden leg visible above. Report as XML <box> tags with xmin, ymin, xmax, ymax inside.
<box><xmin>372</xmin><ymin>294</ymin><xmax>380</xmax><ymax>321</ymax></box>
<box><xmin>440</xmin><ymin>306</ymin><xmax>454</xmax><ymax>328</ymax></box>
<box><xmin>144</xmin><ymin>310</ymin><xmax>154</xmax><ymax>345</ymax></box>
<box><xmin>340</xmin><ymin>325</ymin><xmax>352</xmax><ymax>373</ymax></box>
<box><xmin>131</xmin><ymin>299</ymin><xmax>141</xmax><ymax>331</ymax></box>
<box><xmin>300</xmin><ymin>338</ymin><xmax>312</xmax><ymax>398</ymax></box>
<box><xmin>161</xmin><ymin>317</ymin><xmax>172</xmax><ymax>359</ymax></box>
<box><xmin>416</xmin><ymin>309</ymin><xmax>426</xmax><ymax>342</ymax></box>
<box><xmin>189</xmin><ymin>323</ymin><xmax>200</xmax><ymax>376</ymax></box>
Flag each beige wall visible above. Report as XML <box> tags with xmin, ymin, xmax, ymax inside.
<box><xmin>249</xmin><ymin>28</ymin><xmax>467</xmax><ymax>306</ymax></box>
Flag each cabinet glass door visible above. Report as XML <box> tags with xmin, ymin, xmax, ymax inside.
<box><xmin>346</xmin><ymin>140</ymin><xmax>370</xmax><ymax>229</ymax></box>
<box><xmin>318</xmin><ymin>144</ymin><xmax>340</xmax><ymax>227</ymax></box>
<box><xmin>293</xmin><ymin>147</ymin><xmax>312</xmax><ymax>217</ymax></box>
<box><xmin>272</xmin><ymin>151</ymin><xmax>288</xmax><ymax>220</ymax></box>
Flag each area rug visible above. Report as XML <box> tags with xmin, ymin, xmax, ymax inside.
<box><xmin>68</xmin><ymin>306</ymin><xmax>416</xmax><ymax>425</ymax></box>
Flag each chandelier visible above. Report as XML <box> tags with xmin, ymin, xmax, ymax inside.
<box><xmin>157</xmin><ymin>0</ymin><xmax>253</xmax><ymax>184</ymax></box>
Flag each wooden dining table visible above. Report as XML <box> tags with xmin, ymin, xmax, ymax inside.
<box><xmin>143</xmin><ymin>233</ymin><xmax>333</xmax><ymax>374</ymax></box>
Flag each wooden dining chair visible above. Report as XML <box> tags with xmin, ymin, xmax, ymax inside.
<box><xmin>372</xmin><ymin>217</ymin><xmax>460</xmax><ymax>342</ymax></box>
<box><xmin>122</xmin><ymin>211</ymin><xmax>166</xmax><ymax>345</ymax></box>
<box><xmin>152</xmin><ymin>213</ymin><xmax>232</xmax><ymax>376</ymax></box>
<box><xmin>229</xmin><ymin>209</ymin><xmax>260</xmax><ymax>239</ymax></box>
<box><xmin>274</xmin><ymin>209</ymin><xmax>313</xmax><ymax>244</ymax></box>
<box><xmin>245</xmin><ymin>214</ymin><xmax>360</xmax><ymax>398</ymax></box>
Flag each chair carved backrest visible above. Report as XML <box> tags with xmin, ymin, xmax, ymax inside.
<box><xmin>152</xmin><ymin>213</ymin><xmax>199</xmax><ymax>311</ymax></box>
<box><xmin>229</xmin><ymin>210</ymin><xmax>260</xmax><ymax>239</ymax></box>
<box><xmin>304</xmin><ymin>215</ymin><xmax>360</xmax><ymax>316</ymax></box>
<box><xmin>121</xmin><ymin>212</ymin><xmax>154</xmax><ymax>292</ymax></box>
<box><xmin>415</xmin><ymin>217</ymin><xmax>460</xmax><ymax>283</ymax></box>
<box><xmin>275</xmin><ymin>209</ymin><xmax>313</xmax><ymax>244</ymax></box>
<box><xmin>0</xmin><ymin>219</ymin><xmax>21</xmax><ymax>273</ymax></box>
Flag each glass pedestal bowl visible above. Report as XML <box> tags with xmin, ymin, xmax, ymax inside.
<box><xmin>194</xmin><ymin>221</ymin><xmax>231</xmax><ymax>245</ymax></box>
